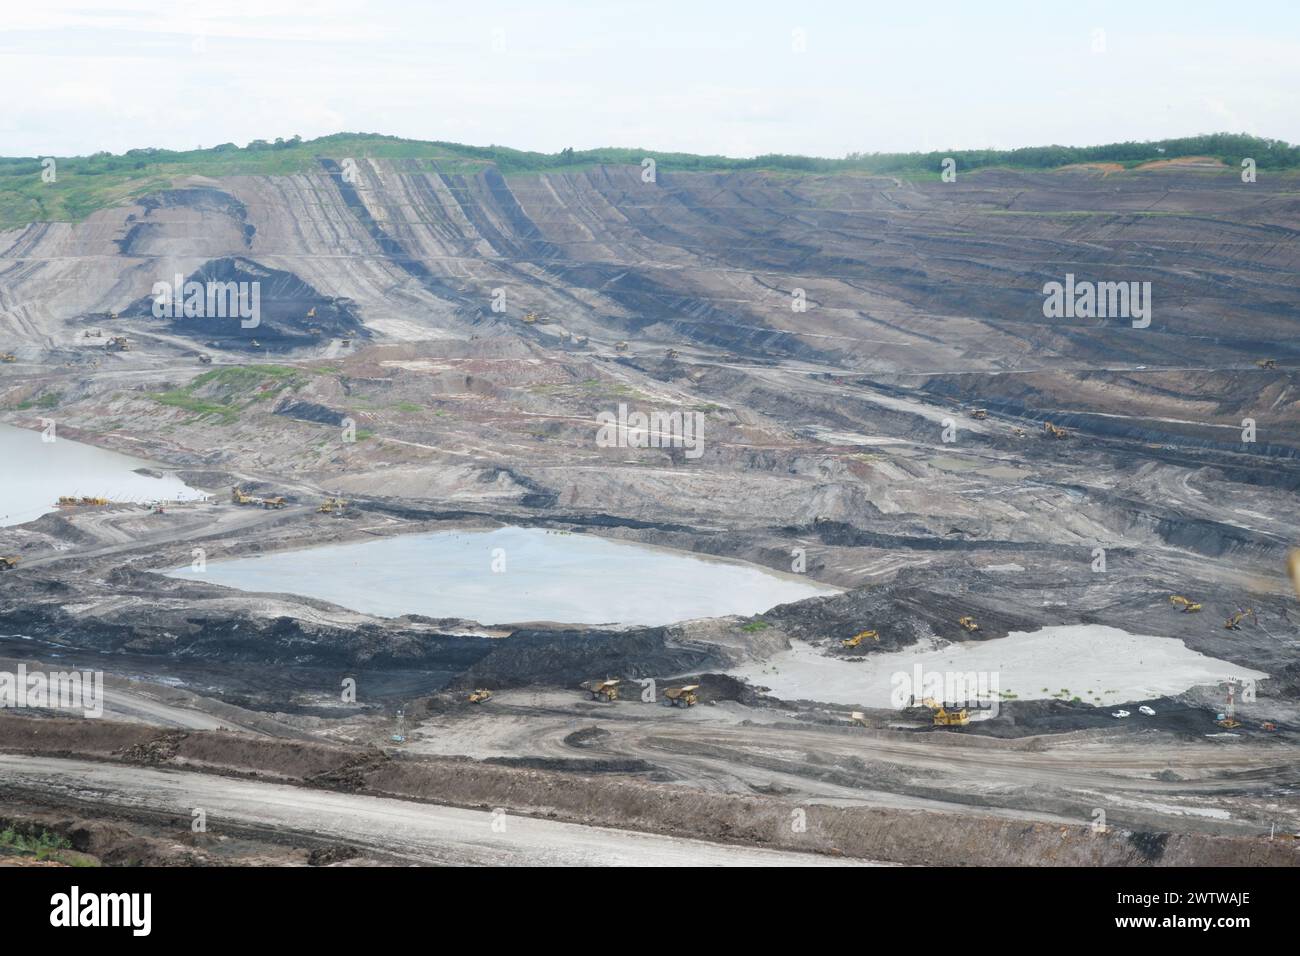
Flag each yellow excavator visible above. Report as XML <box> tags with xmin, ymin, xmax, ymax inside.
<box><xmin>0</xmin><ymin>557</ymin><xmax>20</xmax><ymax>571</ymax></box>
<box><xmin>1224</xmin><ymin>608</ymin><xmax>1257</xmax><ymax>631</ymax></box>
<box><xmin>1169</xmin><ymin>595</ymin><xmax>1203</xmax><ymax>613</ymax></box>
<box><xmin>468</xmin><ymin>689</ymin><xmax>493</xmax><ymax>704</ymax></box>
<box><xmin>306</xmin><ymin>307</ymin><xmax>316</xmax><ymax>319</ymax></box>
<box><xmin>1043</xmin><ymin>422</ymin><xmax>1069</xmax><ymax>439</ymax></box>
<box><xmin>958</xmin><ymin>615</ymin><xmax>979</xmax><ymax>632</ymax></box>
<box><xmin>317</xmin><ymin>497</ymin><xmax>348</xmax><ymax>514</ymax></box>
<box><xmin>582</xmin><ymin>679</ymin><xmax>621</xmax><ymax>702</ymax></box>
<box><xmin>231</xmin><ymin>487</ymin><xmax>257</xmax><ymax>506</ymax></box>
<box><xmin>841</xmin><ymin>629</ymin><xmax>879</xmax><ymax>648</ymax></box>
<box><xmin>923</xmin><ymin>697</ymin><xmax>969</xmax><ymax>727</ymax></box>
<box><xmin>664</xmin><ymin>685</ymin><xmax>700</xmax><ymax>707</ymax></box>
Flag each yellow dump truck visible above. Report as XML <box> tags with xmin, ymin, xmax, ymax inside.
<box><xmin>260</xmin><ymin>496</ymin><xmax>287</xmax><ymax>509</ymax></box>
<box><xmin>582</xmin><ymin>679</ymin><xmax>621</xmax><ymax>702</ymax></box>
<box><xmin>0</xmin><ymin>557</ymin><xmax>20</xmax><ymax>571</ymax></box>
<box><xmin>664</xmin><ymin>685</ymin><xmax>700</xmax><ymax>707</ymax></box>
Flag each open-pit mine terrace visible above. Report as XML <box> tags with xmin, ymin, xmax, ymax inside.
<box><xmin>1</xmin><ymin>155</ymin><xmax>1298</xmax><ymax>865</ymax></box>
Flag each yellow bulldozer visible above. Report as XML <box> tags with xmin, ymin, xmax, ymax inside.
<box><xmin>317</xmin><ymin>497</ymin><xmax>348</xmax><ymax>514</ymax></box>
<box><xmin>958</xmin><ymin>615</ymin><xmax>979</xmax><ymax>632</ymax></box>
<box><xmin>841</xmin><ymin>629</ymin><xmax>879</xmax><ymax>648</ymax></box>
<box><xmin>971</xmin><ymin>409</ymin><xmax>988</xmax><ymax>420</ymax></box>
<box><xmin>1043</xmin><ymin>422</ymin><xmax>1069</xmax><ymax>439</ymax></box>
<box><xmin>0</xmin><ymin>557</ymin><xmax>20</xmax><ymax>571</ymax></box>
<box><xmin>664</xmin><ymin>685</ymin><xmax>700</xmax><ymax>707</ymax></box>
<box><xmin>468</xmin><ymin>689</ymin><xmax>493</xmax><ymax>704</ymax></box>
<box><xmin>231</xmin><ymin>487</ymin><xmax>257</xmax><ymax>506</ymax></box>
<box><xmin>1224</xmin><ymin>608</ymin><xmax>1257</xmax><ymax>631</ymax></box>
<box><xmin>1169</xmin><ymin>595</ymin><xmax>1203</xmax><ymax>613</ymax></box>
<box><xmin>582</xmin><ymin>679</ymin><xmax>621</xmax><ymax>702</ymax></box>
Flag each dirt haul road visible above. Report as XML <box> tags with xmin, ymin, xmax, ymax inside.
<box><xmin>0</xmin><ymin>754</ymin><xmax>869</xmax><ymax>867</ymax></box>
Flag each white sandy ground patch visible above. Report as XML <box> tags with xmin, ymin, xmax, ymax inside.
<box><xmin>727</xmin><ymin>625</ymin><xmax>1269</xmax><ymax>709</ymax></box>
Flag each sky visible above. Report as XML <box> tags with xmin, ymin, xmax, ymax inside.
<box><xmin>1</xmin><ymin>0</ymin><xmax>1298</xmax><ymax>158</ymax></box>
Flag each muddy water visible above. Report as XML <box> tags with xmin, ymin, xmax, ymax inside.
<box><xmin>0</xmin><ymin>423</ymin><xmax>206</xmax><ymax>527</ymax></box>
<box><xmin>167</xmin><ymin>526</ymin><xmax>837</xmax><ymax>626</ymax></box>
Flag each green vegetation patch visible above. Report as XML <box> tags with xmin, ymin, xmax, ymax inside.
<box><xmin>150</xmin><ymin>364</ymin><xmax>305</xmax><ymax>424</ymax></box>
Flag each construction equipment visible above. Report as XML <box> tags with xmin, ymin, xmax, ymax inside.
<box><xmin>317</xmin><ymin>497</ymin><xmax>348</xmax><ymax>514</ymax></box>
<box><xmin>86</xmin><ymin>329</ymin><xmax>103</xmax><ymax>338</ymax></box>
<box><xmin>197</xmin><ymin>353</ymin><xmax>212</xmax><ymax>364</ymax></box>
<box><xmin>59</xmin><ymin>496</ymin><xmax>108</xmax><ymax>507</ymax></box>
<box><xmin>1169</xmin><ymin>595</ymin><xmax>1203</xmax><ymax>613</ymax></box>
<box><xmin>1256</xmin><ymin>358</ymin><xmax>1277</xmax><ymax>369</ymax></box>
<box><xmin>841</xmin><ymin>629</ymin><xmax>879</xmax><ymax>648</ymax></box>
<box><xmin>1216</xmin><ymin>678</ymin><xmax>1243</xmax><ymax>729</ymax></box>
<box><xmin>105</xmin><ymin>336</ymin><xmax>130</xmax><ymax>352</ymax></box>
<box><xmin>250</xmin><ymin>339</ymin><xmax>262</xmax><ymax>349</ymax></box>
<box><xmin>306</xmin><ymin>307</ymin><xmax>317</xmax><ymax>319</ymax></box>
<box><xmin>0</xmin><ymin>352</ymin><xmax>15</xmax><ymax>363</ymax></box>
<box><xmin>1012</xmin><ymin>427</ymin><xmax>1026</xmax><ymax>437</ymax></box>
<box><xmin>958</xmin><ymin>615</ymin><xmax>979</xmax><ymax>632</ymax></box>
<box><xmin>468</xmin><ymin>689</ymin><xmax>493</xmax><ymax>704</ymax></box>
<box><xmin>260</xmin><ymin>496</ymin><xmax>287</xmax><ymax>509</ymax></box>
<box><xmin>614</xmin><ymin>341</ymin><xmax>628</xmax><ymax>352</ymax></box>
<box><xmin>666</xmin><ymin>348</ymin><xmax>680</xmax><ymax>360</ymax></box>
<box><xmin>0</xmin><ymin>557</ymin><xmax>20</xmax><ymax>571</ymax></box>
<box><xmin>231</xmin><ymin>487</ymin><xmax>258</xmax><ymax>506</ymax></box>
<box><xmin>922</xmin><ymin>698</ymin><xmax>969</xmax><ymax>727</ymax></box>
<box><xmin>582</xmin><ymin>679</ymin><xmax>621</xmax><ymax>702</ymax></box>
<box><xmin>971</xmin><ymin>409</ymin><xmax>988</xmax><ymax>420</ymax></box>
<box><xmin>521</xmin><ymin>312</ymin><xmax>538</xmax><ymax>324</ymax></box>
<box><xmin>1043</xmin><ymin>422</ymin><xmax>1069</xmax><ymax>439</ymax></box>
<box><xmin>664</xmin><ymin>685</ymin><xmax>700</xmax><ymax>707</ymax></box>
<box><xmin>1224</xmin><ymin>608</ymin><xmax>1257</xmax><ymax>630</ymax></box>
<box><xmin>1262</xmin><ymin>721</ymin><xmax>1278</xmax><ymax>732</ymax></box>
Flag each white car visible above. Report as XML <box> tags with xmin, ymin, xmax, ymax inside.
<box><xmin>1112</xmin><ymin>710</ymin><xmax>1131</xmax><ymax>719</ymax></box>
<box><xmin>1139</xmin><ymin>705</ymin><xmax>1156</xmax><ymax>716</ymax></box>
